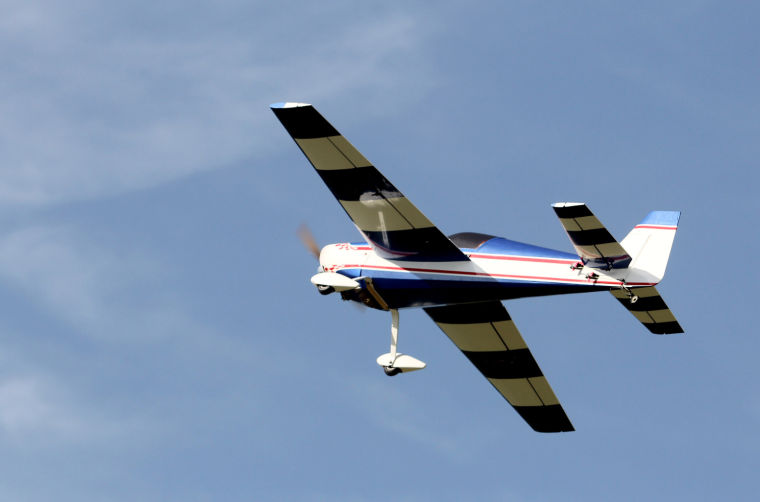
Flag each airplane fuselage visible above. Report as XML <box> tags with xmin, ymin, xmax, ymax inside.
<box><xmin>319</xmin><ymin>234</ymin><xmax>653</xmax><ymax>310</ymax></box>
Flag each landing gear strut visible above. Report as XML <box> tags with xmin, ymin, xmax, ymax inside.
<box><xmin>376</xmin><ymin>309</ymin><xmax>426</xmax><ymax>376</ymax></box>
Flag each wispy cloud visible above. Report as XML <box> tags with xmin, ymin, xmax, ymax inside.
<box><xmin>0</xmin><ymin>377</ymin><xmax>67</xmax><ymax>435</ymax></box>
<box><xmin>0</xmin><ymin>223</ymin><xmax>228</xmax><ymax>355</ymax></box>
<box><xmin>0</xmin><ymin>222</ymin><xmax>264</xmax><ymax>450</ymax></box>
<box><xmin>0</xmin><ymin>225</ymin><xmax>143</xmax><ymax>335</ymax></box>
<box><xmin>346</xmin><ymin>377</ymin><xmax>466</xmax><ymax>456</ymax></box>
<box><xmin>0</xmin><ymin>375</ymin><xmax>133</xmax><ymax>442</ymax></box>
<box><xmin>0</xmin><ymin>2</ymin><xmax>436</xmax><ymax>206</ymax></box>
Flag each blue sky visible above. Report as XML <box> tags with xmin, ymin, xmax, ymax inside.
<box><xmin>0</xmin><ymin>1</ymin><xmax>758</xmax><ymax>500</ymax></box>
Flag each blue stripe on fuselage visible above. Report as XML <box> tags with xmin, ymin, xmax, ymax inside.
<box><xmin>335</xmin><ymin>266</ymin><xmax>602</xmax><ymax>309</ymax></box>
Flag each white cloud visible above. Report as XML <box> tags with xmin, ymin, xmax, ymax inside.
<box><xmin>0</xmin><ymin>1</ymin><xmax>436</xmax><ymax>206</ymax></box>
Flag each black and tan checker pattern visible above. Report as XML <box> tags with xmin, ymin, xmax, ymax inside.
<box><xmin>424</xmin><ymin>301</ymin><xmax>574</xmax><ymax>432</ymax></box>
<box><xmin>611</xmin><ymin>286</ymin><xmax>684</xmax><ymax>334</ymax></box>
<box><xmin>271</xmin><ymin>103</ymin><xmax>466</xmax><ymax>261</ymax></box>
<box><xmin>552</xmin><ymin>202</ymin><xmax>631</xmax><ymax>269</ymax></box>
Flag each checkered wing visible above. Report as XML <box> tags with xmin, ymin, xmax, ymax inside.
<box><xmin>424</xmin><ymin>301</ymin><xmax>574</xmax><ymax>433</ymax></box>
<box><xmin>271</xmin><ymin>103</ymin><xmax>467</xmax><ymax>262</ymax></box>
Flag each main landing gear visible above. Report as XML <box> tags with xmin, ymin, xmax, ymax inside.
<box><xmin>376</xmin><ymin>309</ymin><xmax>426</xmax><ymax>376</ymax></box>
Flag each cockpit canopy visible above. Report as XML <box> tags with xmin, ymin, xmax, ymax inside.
<box><xmin>447</xmin><ymin>232</ymin><xmax>496</xmax><ymax>249</ymax></box>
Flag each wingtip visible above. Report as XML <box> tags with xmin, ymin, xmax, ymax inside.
<box><xmin>270</xmin><ymin>102</ymin><xmax>312</xmax><ymax>109</ymax></box>
<box><xmin>551</xmin><ymin>202</ymin><xmax>585</xmax><ymax>208</ymax></box>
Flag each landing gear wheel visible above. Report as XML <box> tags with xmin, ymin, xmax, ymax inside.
<box><xmin>630</xmin><ymin>295</ymin><xmax>639</xmax><ymax>304</ymax></box>
<box><xmin>317</xmin><ymin>284</ymin><xmax>335</xmax><ymax>295</ymax></box>
<box><xmin>383</xmin><ymin>367</ymin><xmax>401</xmax><ymax>376</ymax></box>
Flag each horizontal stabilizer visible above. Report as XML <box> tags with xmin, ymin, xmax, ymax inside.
<box><xmin>552</xmin><ymin>203</ymin><xmax>630</xmax><ymax>269</ymax></box>
<box><xmin>611</xmin><ymin>286</ymin><xmax>684</xmax><ymax>334</ymax></box>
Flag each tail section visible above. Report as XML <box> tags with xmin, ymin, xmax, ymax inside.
<box><xmin>552</xmin><ymin>204</ymin><xmax>684</xmax><ymax>335</ymax></box>
<box><xmin>621</xmin><ymin>211</ymin><xmax>680</xmax><ymax>285</ymax></box>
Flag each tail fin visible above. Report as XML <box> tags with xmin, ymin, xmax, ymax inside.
<box><xmin>621</xmin><ymin>211</ymin><xmax>680</xmax><ymax>285</ymax></box>
<box><xmin>552</xmin><ymin>205</ymin><xmax>684</xmax><ymax>334</ymax></box>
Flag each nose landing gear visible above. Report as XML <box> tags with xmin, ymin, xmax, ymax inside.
<box><xmin>376</xmin><ymin>309</ymin><xmax>426</xmax><ymax>376</ymax></box>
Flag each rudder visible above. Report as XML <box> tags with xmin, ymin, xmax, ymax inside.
<box><xmin>621</xmin><ymin>211</ymin><xmax>680</xmax><ymax>284</ymax></box>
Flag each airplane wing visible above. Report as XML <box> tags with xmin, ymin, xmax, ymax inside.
<box><xmin>271</xmin><ymin>102</ymin><xmax>467</xmax><ymax>261</ymax></box>
<box><xmin>610</xmin><ymin>286</ymin><xmax>684</xmax><ymax>334</ymax></box>
<box><xmin>552</xmin><ymin>202</ymin><xmax>631</xmax><ymax>269</ymax></box>
<box><xmin>424</xmin><ymin>301</ymin><xmax>574</xmax><ymax>432</ymax></box>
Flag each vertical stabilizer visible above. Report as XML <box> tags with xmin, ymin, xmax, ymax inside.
<box><xmin>621</xmin><ymin>211</ymin><xmax>680</xmax><ymax>284</ymax></box>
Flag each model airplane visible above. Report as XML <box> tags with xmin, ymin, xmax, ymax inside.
<box><xmin>271</xmin><ymin>102</ymin><xmax>683</xmax><ymax>433</ymax></box>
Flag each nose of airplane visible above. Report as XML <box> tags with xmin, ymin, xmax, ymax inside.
<box><xmin>318</xmin><ymin>243</ymin><xmax>337</xmax><ymax>270</ymax></box>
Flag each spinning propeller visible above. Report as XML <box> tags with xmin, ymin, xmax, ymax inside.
<box><xmin>297</xmin><ymin>224</ymin><xmax>365</xmax><ymax>310</ymax></box>
<box><xmin>297</xmin><ymin>224</ymin><xmax>321</xmax><ymax>261</ymax></box>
